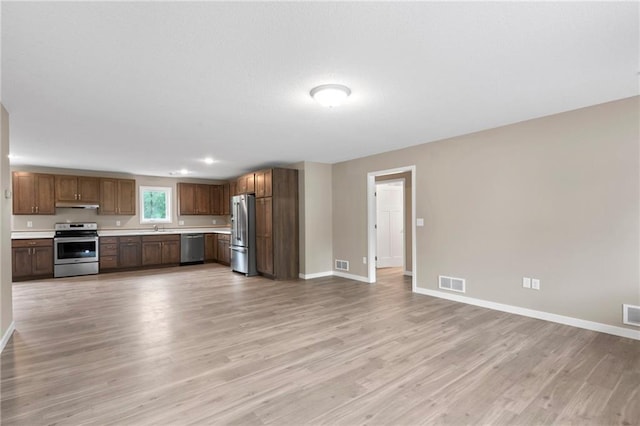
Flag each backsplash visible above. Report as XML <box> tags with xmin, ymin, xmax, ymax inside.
<box><xmin>11</xmin><ymin>209</ymin><xmax>230</xmax><ymax>231</ymax></box>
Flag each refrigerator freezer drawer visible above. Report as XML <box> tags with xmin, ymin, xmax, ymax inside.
<box><xmin>231</xmin><ymin>245</ymin><xmax>256</xmax><ymax>276</ymax></box>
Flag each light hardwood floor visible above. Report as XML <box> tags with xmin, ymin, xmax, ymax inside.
<box><xmin>1</xmin><ymin>265</ymin><xmax>639</xmax><ymax>425</ymax></box>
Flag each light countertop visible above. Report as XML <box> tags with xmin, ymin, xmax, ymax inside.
<box><xmin>12</xmin><ymin>227</ymin><xmax>231</xmax><ymax>239</ymax></box>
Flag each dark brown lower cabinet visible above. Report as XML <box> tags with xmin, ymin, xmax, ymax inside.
<box><xmin>12</xmin><ymin>239</ymin><xmax>53</xmax><ymax>281</ymax></box>
<box><xmin>141</xmin><ymin>235</ymin><xmax>180</xmax><ymax>267</ymax></box>
<box><xmin>217</xmin><ymin>234</ymin><xmax>230</xmax><ymax>265</ymax></box>
<box><xmin>205</xmin><ymin>233</ymin><xmax>218</xmax><ymax>262</ymax></box>
<box><xmin>118</xmin><ymin>236</ymin><xmax>141</xmax><ymax>269</ymax></box>
<box><xmin>99</xmin><ymin>236</ymin><xmax>118</xmax><ymax>271</ymax></box>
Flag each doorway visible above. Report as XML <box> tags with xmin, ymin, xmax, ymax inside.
<box><xmin>375</xmin><ymin>180</ymin><xmax>404</xmax><ymax>269</ymax></box>
<box><xmin>367</xmin><ymin>166</ymin><xmax>416</xmax><ymax>291</ymax></box>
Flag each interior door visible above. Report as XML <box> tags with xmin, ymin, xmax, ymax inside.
<box><xmin>376</xmin><ymin>182</ymin><xmax>404</xmax><ymax>268</ymax></box>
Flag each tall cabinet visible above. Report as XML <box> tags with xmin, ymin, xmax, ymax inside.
<box><xmin>254</xmin><ymin>168</ymin><xmax>298</xmax><ymax>280</ymax></box>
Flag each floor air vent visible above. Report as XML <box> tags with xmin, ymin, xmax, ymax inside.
<box><xmin>335</xmin><ymin>260</ymin><xmax>349</xmax><ymax>271</ymax></box>
<box><xmin>439</xmin><ymin>275</ymin><xmax>465</xmax><ymax>293</ymax></box>
<box><xmin>623</xmin><ymin>304</ymin><xmax>640</xmax><ymax>326</ymax></box>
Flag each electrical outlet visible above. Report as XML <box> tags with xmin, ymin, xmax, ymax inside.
<box><xmin>179</xmin><ymin>220</ymin><xmax>184</xmax><ymax>226</ymax></box>
<box><xmin>212</xmin><ymin>219</ymin><xmax>217</xmax><ymax>224</ymax></box>
<box><xmin>532</xmin><ymin>278</ymin><xmax>540</xmax><ymax>290</ymax></box>
<box><xmin>363</xmin><ymin>257</ymin><xmax>367</xmax><ymax>264</ymax></box>
<box><xmin>417</xmin><ymin>218</ymin><xmax>425</xmax><ymax>227</ymax></box>
<box><xmin>116</xmin><ymin>220</ymin><xmax>121</xmax><ymax>226</ymax></box>
<box><xmin>27</xmin><ymin>221</ymin><xmax>33</xmax><ymax>228</ymax></box>
<box><xmin>522</xmin><ymin>277</ymin><xmax>531</xmax><ymax>289</ymax></box>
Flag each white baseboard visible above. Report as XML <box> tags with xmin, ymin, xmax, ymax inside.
<box><xmin>299</xmin><ymin>271</ymin><xmax>334</xmax><ymax>280</ymax></box>
<box><xmin>404</xmin><ymin>270</ymin><xmax>413</xmax><ymax>276</ymax></box>
<box><xmin>414</xmin><ymin>288</ymin><xmax>640</xmax><ymax>341</ymax></box>
<box><xmin>0</xmin><ymin>321</ymin><xmax>16</xmax><ymax>353</ymax></box>
<box><xmin>332</xmin><ymin>271</ymin><xmax>372</xmax><ymax>283</ymax></box>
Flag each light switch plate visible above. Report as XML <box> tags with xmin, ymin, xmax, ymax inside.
<box><xmin>532</xmin><ymin>279</ymin><xmax>540</xmax><ymax>290</ymax></box>
<box><xmin>27</xmin><ymin>221</ymin><xmax>33</xmax><ymax>228</ymax></box>
<box><xmin>522</xmin><ymin>277</ymin><xmax>531</xmax><ymax>288</ymax></box>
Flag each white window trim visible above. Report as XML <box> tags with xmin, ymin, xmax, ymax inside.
<box><xmin>139</xmin><ymin>186</ymin><xmax>172</xmax><ymax>224</ymax></box>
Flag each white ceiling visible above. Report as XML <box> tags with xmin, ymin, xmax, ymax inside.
<box><xmin>2</xmin><ymin>2</ymin><xmax>638</xmax><ymax>179</ymax></box>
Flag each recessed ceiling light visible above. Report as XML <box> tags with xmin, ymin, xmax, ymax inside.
<box><xmin>7</xmin><ymin>154</ymin><xmax>14</xmax><ymax>159</ymax></box>
<box><xmin>180</xmin><ymin>168</ymin><xmax>189</xmax><ymax>175</ymax></box>
<box><xmin>204</xmin><ymin>157</ymin><xmax>214</xmax><ymax>165</ymax></box>
<box><xmin>310</xmin><ymin>84</ymin><xmax>351</xmax><ymax>108</ymax></box>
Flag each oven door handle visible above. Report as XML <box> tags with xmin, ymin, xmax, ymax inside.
<box><xmin>54</xmin><ymin>237</ymin><xmax>99</xmax><ymax>243</ymax></box>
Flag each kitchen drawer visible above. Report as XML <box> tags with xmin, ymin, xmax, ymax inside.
<box><xmin>12</xmin><ymin>239</ymin><xmax>53</xmax><ymax>248</ymax></box>
<box><xmin>218</xmin><ymin>234</ymin><xmax>230</xmax><ymax>242</ymax></box>
<box><xmin>100</xmin><ymin>236</ymin><xmax>118</xmax><ymax>244</ymax></box>
<box><xmin>142</xmin><ymin>234</ymin><xmax>180</xmax><ymax>243</ymax></box>
<box><xmin>100</xmin><ymin>244</ymin><xmax>118</xmax><ymax>255</ymax></box>
<box><xmin>119</xmin><ymin>236</ymin><xmax>141</xmax><ymax>244</ymax></box>
<box><xmin>100</xmin><ymin>256</ymin><xmax>118</xmax><ymax>269</ymax></box>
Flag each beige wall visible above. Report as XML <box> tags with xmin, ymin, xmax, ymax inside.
<box><xmin>332</xmin><ymin>96</ymin><xmax>639</xmax><ymax>329</ymax></box>
<box><xmin>10</xmin><ymin>166</ymin><xmax>230</xmax><ymax>231</ymax></box>
<box><xmin>1</xmin><ymin>105</ymin><xmax>13</xmax><ymax>342</ymax></box>
<box><xmin>376</xmin><ymin>172</ymin><xmax>412</xmax><ymax>272</ymax></box>
<box><xmin>295</xmin><ymin>161</ymin><xmax>333</xmax><ymax>276</ymax></box>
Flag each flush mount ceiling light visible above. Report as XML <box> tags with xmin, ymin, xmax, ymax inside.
<box><xmin>204</xmin><ymin>157</ymin><xmax>214</xmax><ymax>165</ymax></box>
<box><xmin>169</xmin><ymin>169</ymin><xmax>191</xmax><ymax>176</ymax></box>
<box><xmin>310</xmin><ymin>84</ymin><xmax>351</xmax><ymax>108</ymax></box>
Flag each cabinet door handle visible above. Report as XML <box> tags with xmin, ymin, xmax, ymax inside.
<box><xmin>31</xmin><ymin>206</ymin><xmax>34</xmax><ymax>213</ymax></box>
<box><xmin>35</xmin><ymin>206</ymin><xmax>39</xmax><ymax>213</ymax></box>
<box><xmin>78</xmin><ymin>193</ymin><xmax>82</xmax><ymax>200</ymax></box>
<box><xmin>74</xmin><ymin>194</ymin><xmax>78</xmax><ymax>200</ymax></box>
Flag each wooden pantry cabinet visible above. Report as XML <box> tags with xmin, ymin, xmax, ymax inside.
<box><xmin>254</xmin><ymin>168</ymin><xmax>298</xmax><ymax>280</ymax></box>
<box><xmin>12</xmin><ymin>239</ymin><xmax>54</xmax><ymax>281</ymax></box>
<box><xmin>12</xmin><ymin>172</ymin><xmax>56</xmax><ymax>215</ymax></box>
<box><xmin>99</xmin><ymin>178</ymin><xmax>136</xmax><ymax>215</ymax></box>
<box><xmin>141</xmin><ymin>234</ymin><xmax>180</xmax><ymax>267</ymax></box>
<box><xmin>55</xmin><ymin>175</ymin><xmax>100</xmax><ymax>203</ymax></box>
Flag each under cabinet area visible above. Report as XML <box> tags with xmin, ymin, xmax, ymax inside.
<box><xmin>12</xmin><ymin>239</ymin><xmax>54</xmax><ymax>281</ymax></box>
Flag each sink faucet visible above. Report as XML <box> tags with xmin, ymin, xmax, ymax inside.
<box><xmin>153</xmin><ymin>224</ymin><xmax>158</xmax><ymax>231</ymax></box>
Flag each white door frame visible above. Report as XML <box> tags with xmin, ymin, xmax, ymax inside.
<box><xmin>367</xmin><ymin>165</ymin><xmax>417</xmax><ymax>292</ymax></box>
<box><xmin>375</xmin><ymin>178</ymin><xmax>405</xmax><ymax>269</ymax></box>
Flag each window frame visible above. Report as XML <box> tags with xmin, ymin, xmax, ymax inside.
<box><xmin>139</xmin><ymin>186</ymin><xmax>172</xmax><ymax>224</ymax></box>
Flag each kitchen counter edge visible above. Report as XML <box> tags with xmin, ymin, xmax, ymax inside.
<box><xmin>12</xmin><ymin>228</ymin><xmax>231</xmax><ymax>240</ymax></box>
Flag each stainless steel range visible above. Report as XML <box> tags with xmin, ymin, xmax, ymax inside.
<box><xmin>54</xmin><ymin>222</ymin><xmax>99</xmax><ymax>278</ymax></box>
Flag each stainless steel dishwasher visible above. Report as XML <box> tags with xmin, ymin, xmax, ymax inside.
<box><xmin>180</xmin><ymin>233</ymin><xmax>204</xmax><ymax>264</ymax></box>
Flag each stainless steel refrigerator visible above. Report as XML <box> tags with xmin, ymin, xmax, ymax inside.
<box><xmin>230</xmin><ymin>194</ymin><xmax>257</xmax><ymax>276</ymax></box>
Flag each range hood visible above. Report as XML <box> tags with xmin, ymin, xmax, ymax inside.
<box><xmin>55</xmin><ymin>202</ymin><xmax>100</xmax><ymax>209</ymax></box>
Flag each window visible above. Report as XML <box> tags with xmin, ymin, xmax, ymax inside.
<box><xmin>140</xmin><ymin>186</ymin><xmax>172</xmax><ymax>224</ymax></box>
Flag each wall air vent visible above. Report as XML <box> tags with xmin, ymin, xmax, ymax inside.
<box><xmin>335</xmin><ymin>260</ymin><xmax>349</xmax><ymax>271</ymax></box>
<box><xmin>439</xmin><ymin>275</ymin><xmax>466</xmax><ymax>293</ymax></box>
<box><xmin>623</xmin><ymin>304</ymin><xmax>640</xmax><ymax>327</ymax></box>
